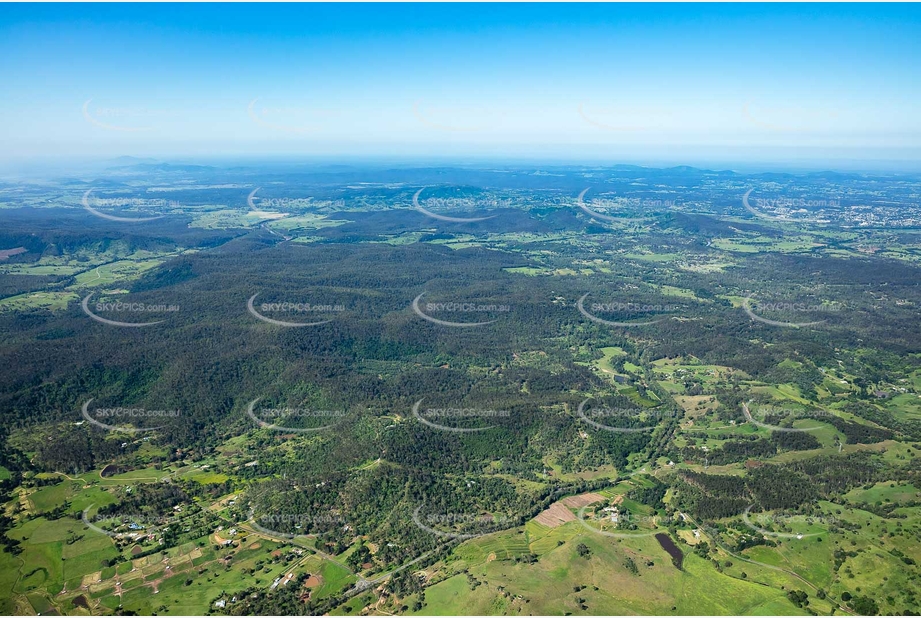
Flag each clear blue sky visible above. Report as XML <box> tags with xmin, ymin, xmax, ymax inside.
<box><xmin>1</xmin><ymin>3</ymin><xmax>919</xmax><ymax>166</ymax></box>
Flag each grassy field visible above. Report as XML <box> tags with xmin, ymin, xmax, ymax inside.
<box><xmin>594</xmin><ymin>346</ymin><xmax>627</xmax><ymax>377</ymax></box>
<box><xmin>266</xmin><ymin>214</ymin><xmax>350</xmax><ymax>231</ymax></box>
<box><xmin>70</xmin><ymin>259</ymin><xmax>166</xmax><ymax>288</ymax></box>
<box><xmin>0</xmin><ymin>245</ymin><xmax>191</xmax><ymax>312</ymax></box>
<box><xmin>411</xmin><ymin>521</ymin><xmax>808</xmax><ymax>616</ymax></box>
<box><xmin>0</xmin><ymin>457</ymin><xmax>360</xmax><ymax>616</ymax></box>
<box><xmin>0</xmin><ymin>290</ymin><xmax>79</xmax><ymax>311</ymax></box>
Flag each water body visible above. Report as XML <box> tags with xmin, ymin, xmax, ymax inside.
<box><xmin>655</xmin><ymin>532</ymin><xmax>684</xmax><ymax>570</ymax></box>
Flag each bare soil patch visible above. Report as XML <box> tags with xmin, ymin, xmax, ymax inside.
<box><xmin>304</xmin><ymin>574</ymin><xmax>322</xmax><ymax>588</ymax></box>
<box><xmin>534</xmin><ymin>503</ymin><xmax>576</xmax><ymax>528</ymax></box>
<box><xmin>560</xmin><ymin>492</ymin><xmax>605</xmax><ymax>508</ymax></box>
<box><xmin>0</xmin><ymin>247</ymin><xmax>26</xmax><ymax>260</ymax></box>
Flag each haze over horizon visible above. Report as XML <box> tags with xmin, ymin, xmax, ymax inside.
<box><xmin>2</xmin><ymin>3</ymin><xmax>920</xmax><ymax>169</ymax></box>
<box><xmin>3</xmin><ymin>6</ymin><xmax>921</xmax><ymax>617</ymax></box>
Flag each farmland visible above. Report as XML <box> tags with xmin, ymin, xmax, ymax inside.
<box><xmin>1</xmin><ymin>163</ymin><xmax>920</xmax><ymax>615</ymax></box>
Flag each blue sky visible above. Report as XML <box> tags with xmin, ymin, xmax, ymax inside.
<box><xmin>1</xmin><ymin>3</ymin><xmax>919</xmax><ymax>166</ymax></box>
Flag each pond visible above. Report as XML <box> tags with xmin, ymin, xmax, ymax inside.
<box><xmin>655</xmin><ymin>532</ymin><xmax>684</xmax><ymax>570</ymax></box>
